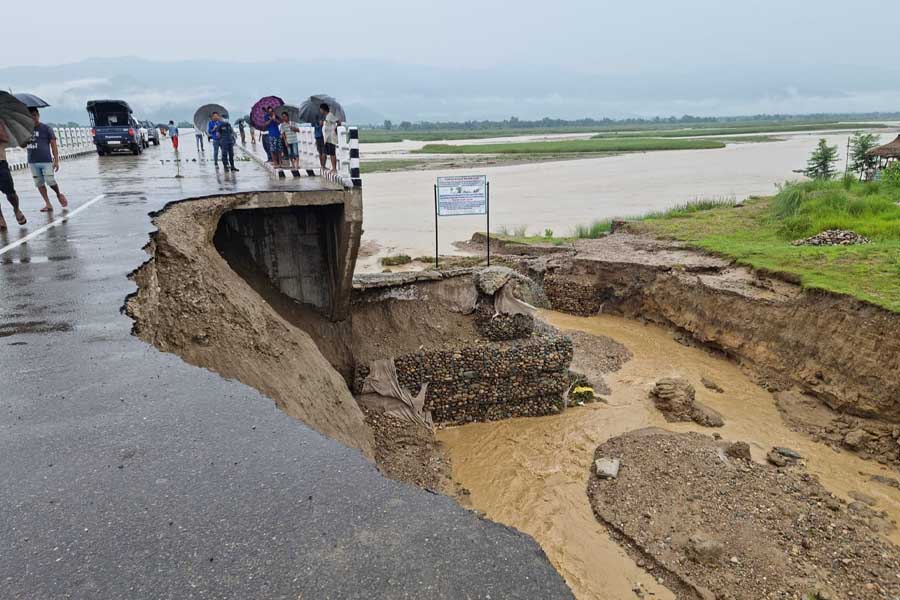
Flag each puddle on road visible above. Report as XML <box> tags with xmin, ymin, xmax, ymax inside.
<box><xmin>439</xmin><ymin>311</ymin><xmax>900</xmax><ymax>600</ymax></box>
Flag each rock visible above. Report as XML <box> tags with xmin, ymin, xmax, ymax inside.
<box><xmin>650</xmin><ymin>378</ymin><xmax>696</xmax><ymax>421</ymax></box>
<box><xmin>725</xmin><ymin>441</ymin><xmax>752</xmax><ymax>461</ymax></box>
<box><xmin>773</xmin><ymin>446</ymin><xmax>802</xmax><ymax>460</ymax></box>
<box><xmin>686</xmin><ymin>532</ymin><xmax>724</xmax><ymax>564</ymax></box>
<box><xmin>594</xmin><ymin>457</ymin><xmax>621</xmax><ymax>479</ymax></box>
<box><xmin>692</xmin><ymin>402</ymin><xmax>725</xmax><ymax>428</ymax></box>
<box><xmin>848</xmin><ymin>490</ymin><xmax>877</xmax><ymax>506</ymax></box>
<box><xmin>871</xmin><ymin>474</ymin><xmax>900</xmax><ymax>489</ymax></box>
<box><xmin>767</xmin><ymin>450</ymin><xmax>789</xmax><ymax>467</ymax></box>
<box><xmin>475</xmin><ymin>266</ymin><xmax>513</xmax><ymax>295</ymax></box>
<box><xmin>701</xmin><ymin>377</ymin><xmax>724</xmax><ymax>393</ymax></box>
<box><xmin>791</xmin><ymin>229</ymin><xmax>871</xmax><ymax>247</ymax></box>
<box><xmin>843</xmin><ymin>428</ymin><xmax>869</xmax><ymax>450</ymax></box>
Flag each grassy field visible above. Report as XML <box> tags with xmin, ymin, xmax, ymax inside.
<box><xmin>631</xmin><ymin>180</ymin><xmax>900</xmax><ymax>312</ymax></box>
<box><xmin>415</xmin><ymin>137</ymin><xmax>726</xmax><ymax>155</ymax></box>
<box><xmin>360</xmin><ymin>119</ymin><xmax>889</xmax><ymax>144</ymax></box>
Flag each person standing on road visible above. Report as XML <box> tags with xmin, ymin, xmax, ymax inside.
<box><xmin>0</xmin><ymin>124</ymin><xmax>27</xmax><ymax>229</ymax></box>
<box><xmin>195</xmin><ymin>125</ymin><xmax>205</xmax><ymax>153</ymax></box>
<box><xmin>313</xmin><ymin>111</ymin><xmax>326</xmax><ymax>170</ymax></box>
<box><xmin>320</xmin><ymin>103</ymin><xmax>341</xmax><ymax>172</ymax></box>
<box><xmin>208</xmin><ymin>112</ymin><xmax>222</xmax><ymax>166</ymax></box>
<box><xmin>280</xmin><ymin>112</ymin><xmax>300</xmax><ymax>170</ymax></box>
<box><xmin>27</xmin><ymin>108</ymin><xmax>68</xmax><ymax>213</ymax></box>
<box><xmin>262</xmin><ymin>106</ymin><xmax>282</xmax><ymax>166</ymax></box>
<box><xmin>238</xmin><ymin>120</ymin><xmax>246</xmax><ymax>145</ymax></box>
<box><xmin>168</xmin><ymin>121</ymin><xmax>179</xmax><ymax>151</ymax></box>
<box><xmin>218</xmin><ymin>120</ymin><xmax>238</xmax><ymax>172</ymax></box>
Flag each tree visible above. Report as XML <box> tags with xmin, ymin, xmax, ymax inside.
<box><xmin>804</xmin><ymin>138</ymin><xmax>839</xmax><ymax>180</ymax></box>
<box><xmin>848</xmin><ymin>132</ymin><xmax>879</xmax><ymax>180</ymax></box>
<box><xmin>383</xmin><ymin>120</ymin><xmax>392</xmax><ymax>130</ymax></box>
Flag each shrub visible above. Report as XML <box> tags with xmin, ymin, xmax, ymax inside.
<box><xmin>573</xmin><ymin>219</ymin><xmax>612</xmax><ymax>239</ymax></box>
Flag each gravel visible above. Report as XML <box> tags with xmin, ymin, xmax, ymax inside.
<box><xmin>588</xmin><ymin>429</ymin><xmax>900</xmax><ymax>600</ymax></box>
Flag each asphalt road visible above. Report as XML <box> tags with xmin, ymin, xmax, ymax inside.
<box><xmin>0</xmin><ymin>141</ymin><xmax>573</xmax><ymax>599</ymax></box>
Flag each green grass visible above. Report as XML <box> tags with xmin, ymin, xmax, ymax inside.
<box><xmin>360</xmin><ymin>159</ymin><xmax>426</xmax><ymax>174</ymax></box>
<box><xmin>380</xmin><ymin>254</ymin><xmax>413</xmax><ymax>266</ymax></box>
<box><xmin>415</xmin><ymin>138</ymin><xmax>726</xmax><ymax>155</ymax></box>
<box><xmin>573</xmin><ymin>219</ymin><xmax>614</xmax><ymax>239</ymax></box>
<box><xmin>631</xmin><ymin>181</ymin><xmax>900</xmax><ymax>312</ymax></box>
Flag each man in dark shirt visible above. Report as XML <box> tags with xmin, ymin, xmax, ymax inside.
<box><xmin>27</xmin><ymin>108</ymin><xmax>68</xmax><ymax>212</ymax></box>
<box><xmin>218</xmin><ymin>121</ymin><xmax>238</xmax><ymax>172</ymax></box>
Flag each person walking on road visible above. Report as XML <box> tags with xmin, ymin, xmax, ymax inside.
<box><xmin>238</xmin><ymin>120</ymin><xmax>246</xmax><ymax>145</ymax></box>
<box><xmin>195</xmin><ymin>126</ymin><xmax>205</xmax><ymax>152</ymax></box>
<box><xmin>27</xmin><ymin>108</ymin><xmax>68</xmax><ymax>213</ymax></box>
<box><xmin>208</xmin><ymin>112</ymin><xmax>222</xmax><ymax>166</ymax></box>
<box><xmin>218</xmin><ymin>120</ymin><xmax>238</xmax><ymax>172</ymax></box>
<box><xmin>262</xmin><ymin>106</ymin><xmax>282</xmax><ymax>166</ymax></box>
<box><xmin>0</xmin><ymin>124</ymin><xmax>27</xmax><ymax>229</ymax></box>
<box><xmin>320</xmin><ymin>103</ymin><xmax>340</xmax><ymax>172</ymax></box>
<box><xmin>280</xmin><ymin>111</ymin><xmax>300</xmax><ymax>170</ymax></box>
<box><xmin>168</xmin><ymin>121</ymin><xmax>179</xmax><ymax>151</ymax></box>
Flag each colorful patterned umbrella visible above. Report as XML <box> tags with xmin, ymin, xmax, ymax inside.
<box><xmin>0</xmin><ymin>91</ymin><xmax>35</xmax><ymax>147</ymax></box>
<box><xmin>250</xmin><ymin>96</ymin><xmax>285</xmax><ymax>130</ymax></box>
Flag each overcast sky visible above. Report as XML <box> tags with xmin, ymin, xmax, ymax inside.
<box><xmin>3</xmin><ymin>0</ymin><xmax>899</xmax><ymax>121</ymax></box>
<box><xmin>4</xmin><ymin>0</ymin><xmax>895</xmax><ymax>71</ymax></box>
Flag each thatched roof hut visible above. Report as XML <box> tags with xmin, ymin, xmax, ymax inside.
<box><xmin>867</xmin><ymin>134</ymin><xmax>900</xmax><ymax>159</ymax></box>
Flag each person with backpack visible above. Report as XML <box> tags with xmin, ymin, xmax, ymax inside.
<box><xmin>218</xmin><ymin>120</ymin><xmax>238</xmax><ymax>172</ymax></box>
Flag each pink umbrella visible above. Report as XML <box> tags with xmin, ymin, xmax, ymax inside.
<box><xmin>251</xmin><ymin>95</ymin><xmax>285</xmax><ymax>130</ymax></box>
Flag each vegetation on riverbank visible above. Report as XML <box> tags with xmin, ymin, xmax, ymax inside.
<box><xmin>415</xmin><ymin>137</ymin><xmax>726</xmax><ymax>155</ymax></box>
<box><xmin>631</xmin><ymin>180</ymin><xmax>900</xmax><ymax>311</ymax></box>
<box><xmin>361</xmin><ymin>116</ymin><xmax>891</xmax><ymax>144</ymax></box>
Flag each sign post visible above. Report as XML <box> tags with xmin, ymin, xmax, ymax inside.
<box><xmin>434</xmin><ymin>174</ymin><xmax>490</xmax><ymax>269</ymax></box>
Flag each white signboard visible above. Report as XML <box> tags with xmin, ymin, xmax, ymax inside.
<box><xmin>436</xmin><ymin>175</ymin><xmax>487</xmax><ymax>216</ymax></box>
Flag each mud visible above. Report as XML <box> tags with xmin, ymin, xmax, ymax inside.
<box><xmin>440</xmin><ymin>312</ymin><xmax>900</xmax><ymax>599</ymax></box>
<box><xmin>540</xmin><ymin>233</ymin><xmax>900</xmax><ymax>431</ymax></box>
<box><xmin>589</xmin><ymin>429</ymin><xmax>900</xmax><ymax>599</ymax></box>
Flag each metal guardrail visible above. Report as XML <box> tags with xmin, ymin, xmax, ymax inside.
<box><xmin>6</xmin><ymin>127</ymin><xmax>96</xmax><ymax>171</ymax></box>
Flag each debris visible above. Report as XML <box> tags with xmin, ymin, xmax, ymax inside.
<box><xmin>571</xmin><ymin>386</ymin><xmax>596</xmax><ymax>404</ymax></box>
<box><xmin>773</xmin><ymin>446</ymin><xmax>802</xmax><ymax>460</ymax></box>
<box><xmin>842</xmin><ymin>428</ymin><xmax>869</xmax><ymax>450</ymax></box>
<box><xmin>791</xmin><ymin>229</ymin><xmax>870</xmax><ymax>246</ymax></box>
<box><xmin>701</xmin><ymin>377</ymin><xmax>724</xmax><ymax>393</ymax></box>
<box><xmin>650</xmin><ymin>378</ymin><xmax>724</xmax><ymax>428</ymax></box>
<box><xmin>594</xmin><ymin>457</ymin><xmax>621</xmax><ymax>479</ymax></box>
<box><xmin>724</xmin><ymin>441</ymin><xmax>752</xmax><ymax>461</ymax></box>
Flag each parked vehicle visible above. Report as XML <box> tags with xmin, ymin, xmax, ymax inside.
<box><xmin>140</xmin><ymin>120</ymin><xmax>160</xmax><ymax>145</ymax></box>
<box><xmin>86</xmin><ymin>100</ymin><xmax>143</xmax><ymax>156</ymax></box>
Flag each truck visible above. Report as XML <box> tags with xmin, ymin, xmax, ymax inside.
<box><xmin>86</xmin><ymin>100</ymin><xmax>143</xmax><ymax>156</ymax></box>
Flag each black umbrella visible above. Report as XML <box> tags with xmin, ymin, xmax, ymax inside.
<box><xmin>0</xmin><ymin>91</ymin><xmax>36</xmax><ymax>147</ymax></box>
<box><xmin>193</xmin><ymin>103</ymin><xmax>229</xmax><ymax>132</ymax></box>
<box><xmin>298</xmin><ymin>94</ymin><xmax>346</xmax><ymax>124</ymax></box>
<box><xmin>14</xmin><ymin>93</ymin><xmax>50</xmax><ymax>109</ymax></box>
<box><xmin>275</xmin><ymin>104</ymin><xmax>301</xmax><ymax>123</ymax></box>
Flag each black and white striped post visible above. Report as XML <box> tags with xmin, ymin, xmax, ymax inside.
<box><xmin>348</xmin><ymin>127</ymin><xmax>361</xmax><ymax>187</ymax></box>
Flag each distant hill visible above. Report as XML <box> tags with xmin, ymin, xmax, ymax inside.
<box><xmin>3</xmin><ymin>56</ymin><xmax>899</xmax><ymax>127</ymax></box>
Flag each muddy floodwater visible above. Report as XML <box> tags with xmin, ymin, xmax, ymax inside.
<box><xmin>358</xmin><ymin>130</ymin><xmax>895</xmax><ymax>270</ymax></box>
<box><xmin>438</xmin><ymin>311</ymin><xmax>900</xmax><ymax>600</ymax></box>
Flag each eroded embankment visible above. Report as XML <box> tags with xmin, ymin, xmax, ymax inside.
<box><xmin>126</xmin><ymin>194</ymin><xmax>376</xmax><ymax>457</ymax></box>
<box><xmin>126</xmin><ymin>193</ymin><xmax>576</xmax><ymax>492</ymax></box>
<box><xmin>534</xmin><ymin>233</ymin><xmax>900</xmax><ymax>466</ymax></box>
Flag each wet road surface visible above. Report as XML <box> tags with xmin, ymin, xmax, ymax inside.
<box><xmin>0</xmin><ymin>141</ymin><xmax>572</xmax><ymax>599</ymax></box>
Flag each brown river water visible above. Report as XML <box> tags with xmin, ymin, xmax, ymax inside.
<box><xmin>438</xmin><ymin>311</ymin><xmax>900</xmax><ymax>600</ymax></box>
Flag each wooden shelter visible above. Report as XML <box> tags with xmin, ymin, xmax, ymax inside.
<box><xmin>868</xmin><ymin>134</ymin><xmax>900</xmax><ymax>163</ymax></box>
<box><xmin>864</xmin><ymin>134</ymin><xmax>900</xmax><ymax>180</ymax></box>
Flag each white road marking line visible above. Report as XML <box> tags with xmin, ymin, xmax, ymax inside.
<box><xmin>0</xmin><ymin>194</ymin><xmax>106</xmax><ymax>257</ymax></box>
